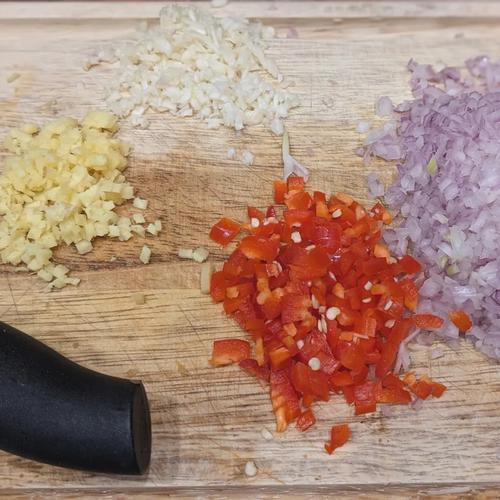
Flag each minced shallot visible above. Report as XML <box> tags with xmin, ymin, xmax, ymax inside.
<box><xmin>362</xmin><ymin>56</ymin><xmax>500</xmax><ymax>360</ymax></box>
<box><xmin>282</xmin><ymin>131</ymin><xmax>309</xmax><ymax>180</ymax></box>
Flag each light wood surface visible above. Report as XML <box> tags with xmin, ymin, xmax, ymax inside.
<box><xmin>0</xmin><ymin>1</ymin><xmax>499</xmax><ymax>497</ymax></box>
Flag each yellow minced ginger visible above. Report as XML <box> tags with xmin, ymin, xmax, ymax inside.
<box><xmin>0</xmin><ymin>111</ymin><xmax>155</xmax><ymax>289</ymax></box>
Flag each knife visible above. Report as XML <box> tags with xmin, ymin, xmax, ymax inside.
<box><xmin>0</xmin><ymin>321</ymin><xmax>151</xmax><ymax>475</ymax></box>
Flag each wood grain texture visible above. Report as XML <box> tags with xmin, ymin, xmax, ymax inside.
<box><xmin>0</xmin><ymin>1</ymin><xmax>499</xmax><ymax>496</ymax></box>
<box><xmin>1</xmin><ymin>486</ymin><xmax>500</xmax><ymax>499</ymax></box>
<box><xmin>4</xmin><ymin>1</ymin><xmax>500</xmax><ymax>19</ymax></box>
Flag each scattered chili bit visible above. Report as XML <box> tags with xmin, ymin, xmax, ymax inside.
<box><xmin>209</xmin><ymin>217</ymin><xmax>241</xmax><ymax>246</ymax></box>
<box><xmin>402</xmin><ymin>372</ymin><xmax>447</xmax><ymax>400</ymax></box>
<box><xmin>449</xmin><ymin>310</ymin><xmax>473</xmax><ymax>333</ymax></box>
<box><xmin>208</xmin><ymin>177</ymin><xmax>447</xmax><ymax>454</ymax></box>
<box><xmin>324</xmin><ymin>424</ymin><xmax>351</xmax><ymax>455</ymax></box>
<box><xmin>411</xmin><ymin>313</ymin><xmax>445</xmax><ymax>331</ymax></box>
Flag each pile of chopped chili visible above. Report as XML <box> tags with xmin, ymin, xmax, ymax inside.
<box><xmin>209</xmin><ymin>177</ymin><xmax>446</xmax><ymax>454</ymax></box>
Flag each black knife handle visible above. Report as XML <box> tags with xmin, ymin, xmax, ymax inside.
<box><xmin>0</xmin><ymin>321</ymin><xmax>151</xmax><ymax>475</ymax></box>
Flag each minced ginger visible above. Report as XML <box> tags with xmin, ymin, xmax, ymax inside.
<box><xmin>0</xmin><ymin>111</ymin><xmax>159</xmax><ymax>289</ymax></box>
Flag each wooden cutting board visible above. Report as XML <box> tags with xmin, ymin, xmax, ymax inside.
<box><xmin>0</xmin><ymin>1</ymin><xmax>499</xmax><ymax>497</ymax></box>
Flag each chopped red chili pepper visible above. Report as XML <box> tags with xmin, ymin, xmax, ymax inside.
<box><xmin>210</xmin><ymin>271</ymin><xmax>226</xmax><ymax>302</ymax></box>
<box><xmin>296</xmin><ymin>409</ymin><xmax>316</xmax><ymax>432</ymax></box>
<box><xmin>270</xmin><ymin>370</ymin><xmax>301</xmax><ymax>432</ymax></box>
<box><xmin>273</xmin><ymin>180</ymin><xmax>287</xmax><ymax>203</ymax></box>
<box><xmin>411</xmin><ymin>313</ymin><xmax>445</xmax><ymax>330</ymax></box>
<box><xmin>239</xmin><ymin>235</ymin><xmax>280</xmax><ymax>262</ymax></box>
<box><xmin>382</xmin><ymin>373</ymin><xmax>407</xmax><ymax>391</ymax></box>
<box><xmin>428</xmin><ymin>379</ymin><xmax>447</xmax><ymax>398</ymax></box>
<box><xmin>287</xmin><ymin>175</ymin><xmax>305</xmax><ymax>193</ymax></box>
<box><xmin>247</xmin><ymin>206</ymin><xmax>265</xmax><ymax>222</ymax></box>
<box><xmin>330</xmin><ymin>370</ymin><xmax>354</xmax><ymax>387</ymax></box>
<box><xmin>354</xmin><ymin>400</ymin><xmax>377</xmax><ymax>415</ymax></box>
<box><xmin>210</xmin><ymin>339</ymin><xmax>251</xmax><ymax>366</ymax></box>
<box><xmin>375</xmin><ymin>381</ymin><xmax>412</xmax><ymax>404</ymax></box>
<box><xmin>398</xmin><ymin>255</ymin><xmax>422</xmax><ymax>274</ymax></box>
<box><xmin>209</xmin><ymin>217</ymin><xmax>241</xmax><ymax>246</ymax></box>
<box><xmin>410</xmin><ymin>379</ymin><xmax>434</xmax><ymax>400</ymax></box>
<box><xmin>449</xmin><ymin>310</ymin><xmax>473</xmax><ymax>333</ymax></box>
<box><xmin>400</xmin><ymin>278</ymin><xmax>419</xmax><ymax>312</ymax></box>
<box><xmin>402</xmin><ymin>373</ymin><xmax>447</xmax><ymax>400</ymax></box>
<box><xmin>209</xmin><ymin>178</ymin><xmax>447</xmax><ymax>454</ymax></box>
<box><xmin>239</xmin><ymin>358</ymin><xmax>270</xmax><ymax>382</ymax></box>
<box><xmin>324</xmin><ymin>424</ymin><xmax>351</xmax><ymax>454</ymax></box>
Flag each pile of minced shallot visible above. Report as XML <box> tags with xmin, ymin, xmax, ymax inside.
<box><xmin>362</xmin><ymin>56</ymin><xmax>500</xmax><ymax>361</ymax></box>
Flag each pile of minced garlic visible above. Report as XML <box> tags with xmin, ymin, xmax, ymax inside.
<box><xmin>0</xmin><ymin>111</ymin><xmax>160</xmax><ymax>289</ymax></box>
<box><xmin>86</xmin><ymin>4</ymin><xmax>298</xmax><ymax>133</ymax></box>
